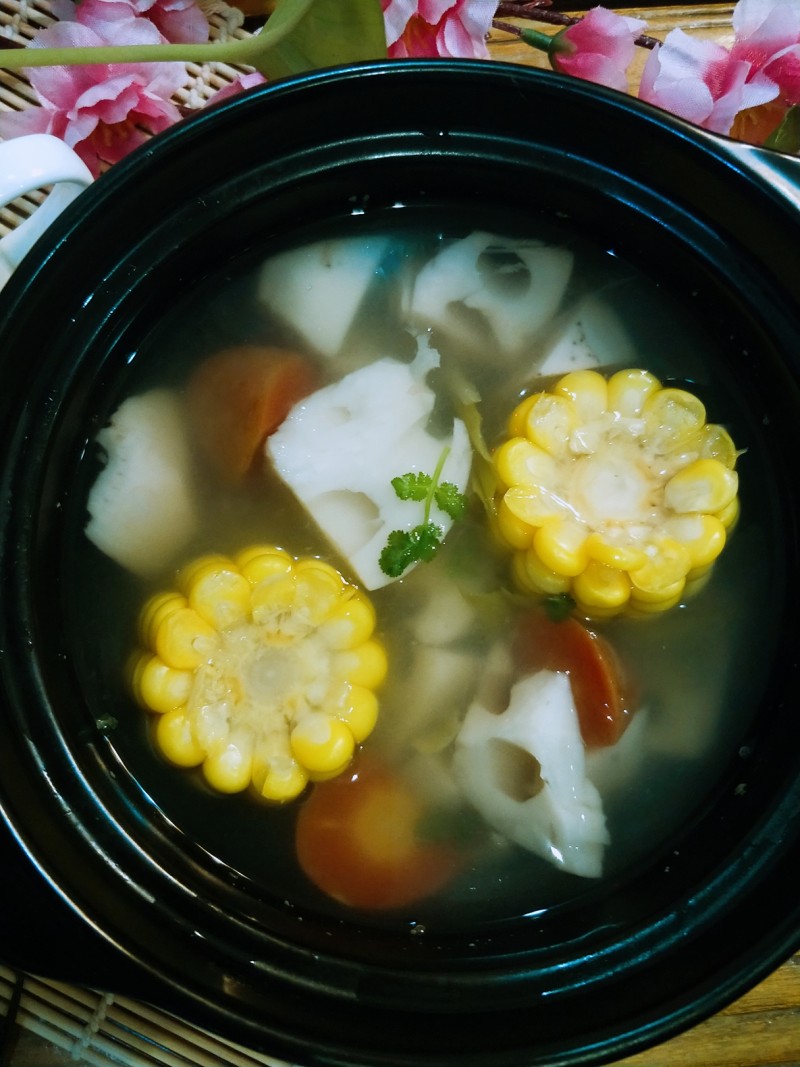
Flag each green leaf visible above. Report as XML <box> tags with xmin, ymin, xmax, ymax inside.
<box><xmin>413</xmin><ymin>521</ymin><xmax>443</xmax><ymax>562</ymax></box>
<box><xmin>256</xmin><ymin>0</ymin><xmax>388</xmax><ymax>79</ymax></box>
<box><xmin>378</xmin><ymin>523</ymin><xmax>443</xmax><ymax>577</ymax></box>
<box><xmin>379</xmin><ymin>529</ymin><xmax>418</xmax><ymax>578</ymax></box>
<box><xmin>434</xmin><ymin>481</ymin><xmax>468</xmax><ymax>521</ymax></box>
<box><xmin>0</xmin><ymin>0</ymin><xmax>387</xmax><ymax>75</ymax></box>
<box><xmin>543</xmin><ymin>593</ymin><xmax>576</xmax><ymax>623</ymax></box>
<box><xmin>392</xmin><ymin>472</ymin><xmax>432</xmax><ymax>502</ymax></box>
<box><xmin>764</xmin><ymin>105</ymin><xmax>800</xmax><ymax>156</ymax></box>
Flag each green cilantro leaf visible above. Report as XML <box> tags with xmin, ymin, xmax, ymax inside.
<box><xmin>391</xmin><ymin>472</ymin><xmax>432</xmax><ymax>501</ymax></box>
<box><xmin>379</xmin><ymin>530</ymin><xmax>418</xmax><ymax>578</ymax></box>
<box><xmin>379</xmin><ymin>446</ymin><xmax>468</xmax><ymax>578</ymax></box>
<box><xmin>543</xmin><ymin>593</ymin><xmax>576</xmax><ymax>623</ymax></box>
<box><xmin>413</xmin><ymin>521</ymin><xmax>443</xmax><ymax>562</ymax></box>
<box><xmin>434</xmin><ymin>481</ymin><xmax>468</xmax><ymax>521</ymax></box>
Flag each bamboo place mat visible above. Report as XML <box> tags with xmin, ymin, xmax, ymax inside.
<box><xmin>2</xmin><ymin>3</ymin><xmax>800</xmax><ymax>1066</ymax></box>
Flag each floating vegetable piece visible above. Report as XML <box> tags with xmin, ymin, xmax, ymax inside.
<box><xmin>267</xmin><ymin>350</ymin><xmax>472</xmax><ymax>589</ymax></box>
<box><xmin>404</xmin><ymin>231</ymin><xmax>573</xmax><ymax>358</ymax></box>
<box><xmin>494</xmin><ymin>369</ymin><xmax>740</xmax><ymax>618</ymax></box>
<box><xmin>453</xmin><ymin>670</ymin><xmax>609</xmax><ymax>878</ymax></box>
<box><xmin>258</xmin><ymin>237</ymin><xmax>391</xmax><ymax>358</ymax></box>
<box><xmin>514</xmin><ymin>611</ymin><xmax>631</xmax><ymax>747</ymax></box>
<box><xmin>536</xmin><ymin>295</ymin><xmax>636</xmax><ymax>377</ymax></box>
<box><xmin>130</xmin><ymin>546</ymin><xmax>386</xmax><ymax>801</ymax></box>
<box><xmin>85</xmin><ymin>389</ymin><xmax>198</xmax><ymax>577</ymax></box>
<box><xmin>185</xmin><ymin>345</ymin><xmax>318</xmax><ymax>482</ymax></box>
<box><xmin>295</xmin><ymin>757</ymin><xmax>467</xmax><ymax>909</ymax></box>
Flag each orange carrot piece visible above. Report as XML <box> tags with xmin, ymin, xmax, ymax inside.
<box><xmin>295</xmin><ymin>758</ymin><xmax>463</xmax><ymax>910</ymax></box>
<box><xmin>186</xmin><ymin>345</ymin><xmax>318</xmax><ymax>481</ymax></box>
<box><xmin>514</xmin><ymin>612</ymin><xmax>632</xmax><ymax>747</ymax></box>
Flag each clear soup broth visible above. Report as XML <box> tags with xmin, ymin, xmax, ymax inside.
<box><xmin>66</xmin><ymin>207</ymin><xmax>781</xmax><ymax>928</ymax></box>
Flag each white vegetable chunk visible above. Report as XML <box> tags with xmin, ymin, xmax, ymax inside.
<box><xmin>404</xmin><ymin>231</ymin><xmax>573</xmax><ymax>358</ymax></box>
<box><xmin>258</xmin><ymin>236</ymin><xmax>391</xmax><ymax>358</ymax></box>
<box><xmin>266</xmin><ymin>350</ymin><xmax>472</xmax><ymax>590</ymax></box>
<box><xmin>537</xmin><ymin>295</ymin><xmax>636</xmax><ymax>377</ymax></box>
<box><xmin>453</xmin><ymin>670</ymin><xmax>609</xmax><ymax>878</ymax></box>
<box><xmin>85</xmin><ymin>389</ymin><xmax>198</xmax><ymax>577</ymax></box>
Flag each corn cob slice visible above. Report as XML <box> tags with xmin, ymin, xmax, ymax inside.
<box><xmin>130</xmin><ymin>546</ymin><xmax>386</xmax><ymax>801</ymax></box>
<box><xmin>494</xmin><ymin>369</ymin><xmax>740</xmax><ymax>619</ymax></box>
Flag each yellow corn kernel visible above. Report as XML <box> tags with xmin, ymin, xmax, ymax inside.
<box><xmin>250</xmin><ymin>573</ymin><xmax>298</xmax><ymax>632</ymax></box>
<box><xmin>235</xmin><ymin>545</ymin><xmax>293</xmax><ymax>584</ymax></box>
<box><xmin>321</xmin><ymin>591</ymin><xmax>376</xmax><ymax>650</ymax></box>
<box><xmin>155</xmin><ymin>606</ymin><xmax>218</xmax><ymax>670</ymax></box>
<box><xmin>664</xmin><ymin>458</ymin><xmax>738</xmax><ymax>514</ymax></box>
<box><xmin>493</xmin><ymin>437</ymin><xmax>558</xmax><ymax>490</ymax></box>
<box><xmin>684</xmin><ymin>565</ymin><xmax>714</xmax><ymax>598</ymax></box>
<box><xmin>503</xmin><ymin>484</ymin><xmax>571</xmax><ymax>527</ymax></box>
<box><xmin>642</xmin><ymin>387</ymin><xmax>707</xmax><ymax>454</ymax></box>
<box><xmin>203</xmin><ymin>735</ymin><xmax>253</xmax><ymax>794</ymax></box>
<box><xmin>191</xmin><ymin>698</ymin><xmax>232</xmax><ymax>751</ymax></box>
<box><xmin>336</xmin><ymin>685</ymin><xmax>379</xmax><ymax>743</ymax></box>
<box><xmin>495</xmin><ymin>494</ymin><xmax>535</xmax><ymax>549</ymax></box>
<box><xmin>554</xmin><ymin>369</ymin><xmax>608</xmax><ymax>422</ymax></box>
<box><xmin>507</xmin><ymin>393</ymin><xmax>540</xmax><ymax>438</ymax></box>
<box><xmin>293</xmin><ymin>567</ymin><xmax>345</xmax><ymax>628</ymax></box>
<box><xmin>533</xmin><ymin>518</ymin><xmax>590</xmax><ymax>577</ymax></box>
<box><xmin>181</xmin><ymin>556</ymin><xmax>252</xmax><ymax>631</ymax></box>
<box><xmin>293</xmin><ymin>557</ymin><xmax>346</xmax><ymax>587</ymax></box>
<box><xmin>156</xmin><ymin>707</ymin><xmax>205</xmax><ymax>767</ymax></box>
<box><xmin>716</xmin><ymin>495</ymin><xmax>740</xmax><ymax>530</ymax></box>
<box><xmin>513</xmin><ymin>546</ymin><xmax>572</xmax><ymax>596</ymax></box>
<box><xmin>334</xmin><ymin>639</ymin><xmax>388</xmax><ymax>689</ymax></box>
<box><xmin>525</xmin><ymin>393</ymin><xmax>578</xmax><ymax>457</ymax></box>
<box><xmin>136</xmin><ymin>654</ymin><xmax>193</xmax><ymax>714</ymax></box>
<box><xmin>629</xmin><ymin>537</ymin><xmax>691</xmax><ymax>595</ymax></box>
<box><xmin>572</xmin><ymin>560</ymin><xmax>631</xmax><ymax>612</ymax></box>
<box><xmin>177</xmin><ymin>553</ymin><xmax>230</xmax><ymax>593</ymax></box>
<box><xmin>139</xmin><ymin>591</ymin><xmax>187</xmax><ymax>650</ymax></box>
<box><xmin>665</xmin><ymin>514</ymin><xmax>727</xmax><ymax>570</ymax></box>
<box><xmin>628</xmin><ymin>584</ymin><xmax>685</xmax><ymax>614</ymax></box>
<box><xmin>128</xmin><ymin>651</ymin><xmax>151</xmax><ymax>708</ymax></box>
<box><xmin>606</xmin><ymin>368</ymin><xmax>661</xmax><ymax>417</ymax></box>
<box><xmin>259</xmin><ymin>757</ymin><xmax>309</xmax><ymax>803</ymax></box>
<box><xmin>290</xmin><ymin>712</ymin><xmax>355</xmax><ymax>776</ymax></box>
<box><xmin>695</xmin><ymin>423</ymin><xmax>738</xmax><ymax>468</ymax></box>
<box><xmin>585</xmin><ymin>532</ymin><xmax>647</xmax><ymax>571</ymax></box>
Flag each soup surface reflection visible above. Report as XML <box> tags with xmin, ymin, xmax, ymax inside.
<box><xmin>68</xmin><ymin>212</ymin><xmax>779</xmax><ymax>927</ymax></box>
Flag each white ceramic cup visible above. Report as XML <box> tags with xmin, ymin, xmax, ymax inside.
<box><xmin>0</xmin><ymin>133</ymin><xmax>93</xmax><ymax>289</ymax></box>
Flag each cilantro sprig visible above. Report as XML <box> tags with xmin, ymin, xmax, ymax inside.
<box><xmin>379</xmin><ymin>447</ymin><xmax>468</xmax><ymax>578</ymax></box>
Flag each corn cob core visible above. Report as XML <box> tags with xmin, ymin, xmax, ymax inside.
<box><xmin>130</xmin><ymin>546</ymin><xmax>387</xmax><ymax>802</ymax></box>
<box><xmin>493</xmin><ymin>369</ymin><xmax>740</xmax><ymax>619</ymax></box>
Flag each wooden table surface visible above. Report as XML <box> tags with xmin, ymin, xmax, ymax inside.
<box><xmin>488</xmin><ymin>6</ymin><xmax>800</xmax><ymax>1066</ymax></box>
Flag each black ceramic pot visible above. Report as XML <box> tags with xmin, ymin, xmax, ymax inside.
<box><xmin>2</xmin><ymin>60</ymin><xmax>800</xmax><ymax>1067</ymax></box>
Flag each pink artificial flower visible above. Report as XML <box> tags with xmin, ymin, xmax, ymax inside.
<box><xmin>549</xmin><ymin>6</ymin><xmax>646</xmax><ymax>94</ymax></box>
<box><xmin>0</xmin><ymin>20</ymin><xmax>187</xmax><ymax>176</ymax></box>
<box><xmin>206</xmin><ymin>72</ymin><xmax>268</xmax><ymax>106</ymax></box>
<box><xmin>639</xmin><ymin>0</ymin><xmax>800</xmax><ymax>135</ymax></box>
<box><xmin>382</xmin><ymin>0</ymin><xmax>494</xmax><ymax>60</ymax></box>
<box><xmin>51</xmin><ymin>0</ymin><xmax>209</xmax><ymax>45</ymax></box>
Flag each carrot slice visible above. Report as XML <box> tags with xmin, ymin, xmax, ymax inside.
<box><xmin>186</xmin><ymin>345</ymin><xmax>318</xmax><ymax>481</ymax></box>
<box><xmin>514</xmin><ymin>611</ymin><xmax>632</xmax><ymax>747</ymax></box>
<box><xmin>295</xmin><ymin>758</ymin><xmax>464</xmax><ymax>910</ymax></box>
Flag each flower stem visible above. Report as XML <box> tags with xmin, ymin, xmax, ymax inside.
<box><xmin>0</xmin><ymin>34</ymin><xmax>265</xmax><ymax>69</ymax></box>
<box><xmin>493</xmin><ymin>5</ymin><xmax>660</xmax><ymax>50</ymax></box>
